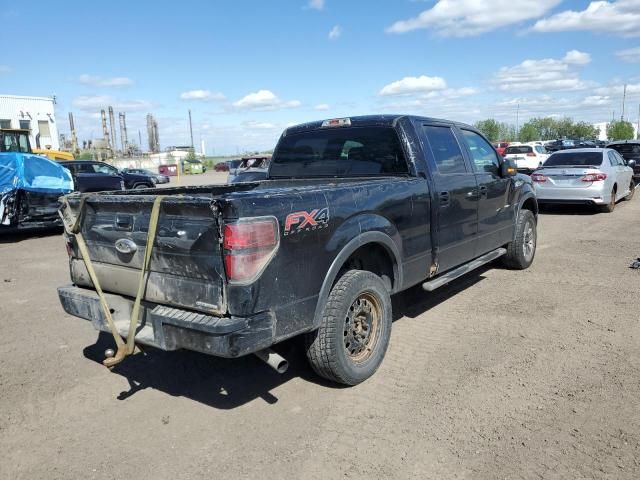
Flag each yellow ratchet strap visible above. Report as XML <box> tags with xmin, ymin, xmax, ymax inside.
<box><xmin>62</xmin><ymin>195</ymin><xmax>166</xmax><ymax>367</ymax></box>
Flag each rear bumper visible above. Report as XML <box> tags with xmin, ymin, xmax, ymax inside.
<box><xmin>58</xmin><ymin>285</ymin><xmax>275</xmax><ymax>358</ymax></box>
<box><xmin>534</xmin><ymin>184</ymin><xmax>609</xmax><ymax>205</ymax></box>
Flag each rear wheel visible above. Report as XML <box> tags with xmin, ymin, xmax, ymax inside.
<box><xmin>134</xmin><ymin>184</ymin><xmax>149</xmax><ymax>190</ymax></box>
<box><xmin>601</xmin><ymin>187</ymin><xmax>616</xmax><ymax>212</ymax></box>
<box><xmin>305</xmin><ymin>270</ymin><xmax>392</xmax><ymax>385</ymax></box>
<box><xmin>502</xmin><ymin>210</ymin><xmax>536</xmax><ymax>270</ymax></box>
<box><xmin>625</xmin><ymin>180</ymin><xmax>635</xmax><ymax>201</ymax></box>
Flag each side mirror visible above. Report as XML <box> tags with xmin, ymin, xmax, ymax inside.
<box><xmin>628</xmin><ymin>159</ymin><xmax>636</xmax><ymax>168</ymax></box>
<box><xmin>501</xmin><ymin>158</ymin><xmax>518</xmax><ymax>177</ymax></box>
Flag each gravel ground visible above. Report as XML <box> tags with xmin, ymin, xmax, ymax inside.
<box><xmin>1</xmin><ymin>176</ymin><xmax>638</xmax><ymax>480</ymax></box>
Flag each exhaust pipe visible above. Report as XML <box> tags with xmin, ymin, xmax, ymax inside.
<box><xmin>254</xmin><ymin>348</ymin><xmax>289</xmax><ymax>374</ymax></box>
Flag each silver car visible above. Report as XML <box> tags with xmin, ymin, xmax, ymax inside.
<box><xmin>532</xmin><ymin>148</ymin><xmax>636</xmax><ymax>212</ymax></box>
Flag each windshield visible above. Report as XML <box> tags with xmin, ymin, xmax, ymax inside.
<box><xmin>544</xmin><ymin>152</ymin><xmax>603</xmax><ymax>167</ymax></box>
<box><xmin>0</xmin><ymin>131</ymin><xmax>30</xmax><ymax>153</ymax></box>
<box><xmin>270</xmin><ymin>126</ymin><xmax>408</xmax><ymax>178</ymax></box>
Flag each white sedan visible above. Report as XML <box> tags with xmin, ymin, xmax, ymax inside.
<box><xmin>532</xmin><ymin>148</ymin><xmax>635</xmax><ymax>212</ymax></box>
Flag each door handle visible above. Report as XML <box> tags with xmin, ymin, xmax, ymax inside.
<box><xmin>479</xmin><ymin>186</ymin><xmax>488</xmax><ymax>197</ymax></box>
<box><xmin>439</xmin><ymin>191</ymin><xmax>450</xmax><ymax>207</ymax></box>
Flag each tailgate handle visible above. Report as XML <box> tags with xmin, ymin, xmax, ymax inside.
<box><xmin>115</xmin><ymin>214</ymin><xmax>133</xmax><ymax>231</ymax></box>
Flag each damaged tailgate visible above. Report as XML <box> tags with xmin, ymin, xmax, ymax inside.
<box><xmin>66</xmin><ymin>194</ymin><xmax>226</xmax><ymax>314</ymax></box>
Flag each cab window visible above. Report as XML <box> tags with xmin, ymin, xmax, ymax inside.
<box><xmin>461</xmin><ymin>130</ymin><xmax>501</xmax><ymax>175</ymax></box>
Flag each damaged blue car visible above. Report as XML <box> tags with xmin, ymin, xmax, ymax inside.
<box><xmin>0</xmin><ymin>129</ymin><xmax>73</xmax><ymax>230</ymax></box>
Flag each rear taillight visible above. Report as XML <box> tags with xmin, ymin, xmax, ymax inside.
<box><xmin>581</xmin><ymin>172</ymin><xmax>607</xmax><ymax>182</ymax></box>
<box><xmin>223</xmin><ymin>217</ymin><xmax>279</xmax><ymax>284</ymax></box>
<box><xmin>531</xmin><ymin>173</ymin><xmax>547</xmax><ymax>183</ymax></box>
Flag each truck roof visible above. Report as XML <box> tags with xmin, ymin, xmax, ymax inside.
<box><xmin>283</xmin><ymin>114</ymin><xmax>474</xmax><ymax>136</ymax></box>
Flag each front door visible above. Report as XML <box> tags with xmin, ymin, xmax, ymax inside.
<box><xmin>458</xmin><ymin>129</ymin><xmax>514</xmax><ymax>256</ymax></box>
<box><xmin>420</xmin><ymin>124</ymin><xmax>478</xmax><ymax>273</ymax></box>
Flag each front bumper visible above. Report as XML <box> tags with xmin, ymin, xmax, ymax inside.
<box><xmin>58</xmin><ymin>286</ymin><xmax>275</xmax><ymax>358</ymax></box>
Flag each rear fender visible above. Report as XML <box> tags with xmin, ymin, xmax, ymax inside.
<box><xmin>312</xmin><ymin>214</ymin><xmax>403</xmax><ymax>329</ymax></box>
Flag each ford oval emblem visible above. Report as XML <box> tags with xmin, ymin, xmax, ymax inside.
<box><xmin>115</xmin><ymin>238</ymin><xmax>138</xmax><ymax>254</ymax></box>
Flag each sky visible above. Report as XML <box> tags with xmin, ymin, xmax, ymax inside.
<box><xmin>1</xmin><ymin>0</ymin><xmax>640</xmax><ymax>154</ymax></box>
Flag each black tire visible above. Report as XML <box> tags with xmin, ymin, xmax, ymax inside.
<box><xmin>502</xmin><ymin>209</ymin><xmax>537</xmax><ymax>270</ymax></box>
<box><xmin>305</xmin><ymin>270</ymin><xmax>392</xmax><ymax>386</ymax></box>
<box><xmin>625</xmin><ymin>181</ymin><xmax>635</xmax><ymax>201</ymax></box>
<box><xmin>601</xmin><ymin>187</ymin><xmax>616</xmax><ymax>213</ymax></box>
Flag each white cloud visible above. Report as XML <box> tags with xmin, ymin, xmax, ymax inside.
<box><xmin>563</xmin><ymin>50</ymin><xmax>591</xmax><ymax>65</ymax></box>
<box><xmin>328</xmin><ymin>25</ymin><xmax>342</xmax><ymax>40</ymax></box>
<box><xmin>242</xmin><ymin>120</ymin><xmax>279</xmax><ymax>130</ymax></box>
<box><xmin>616</xmin><ymin>46</ymin><xmax>640</xmax><ymax>63</ymax></box>
<box><xmin>308</xmin><ymin>0</ymin><xmax>324</xmax><ymax>10</ymax></box>
<box><xmin>0</xmin><ymin>65</ymin><xmax>12</xmax><ymax>74</ymax></box>
<box><xmin>79</xmin><ymin>74</ymin><xmax>133</xmax><ymax>87</ymax></box>
<box><xmin>232</xmin><ymin>89</ymin><xmax>301</xmax><ymax>111</ymax></box>
<box><xmin>532</xmin><ymin>1</ymin><xmax>640</xmax><ymax>37</ymax></box>
<box><xmin>379</xmin><ymin>75</ymin><xmax>447</xmax><ymax>96</ymax></box>
<box><xmin>386</xmin><ymin>0</ymin><xmax>561</xmax><ymax>37</ymax></box>
<box><xmin>179</xmin><ymin>89</ymin><xmax>226</xmax><ymax>101</ymax></box>
<box><xmin>593</xmin><ymin>82</ymin><xmax>640</xmax><ymax>98</ymax></box>
<box><xmin>494</xmin><ymin>51</ymin><xmax>592</xmax><ymax>92</ymax></box>
<box><xmin>314</xmin><ymin>103</ymin><xmax>330</xmax><ymax>110</ymax></box>
<box><xmin>72</xmin><ymin>95</ymin><xmax>151</xmax><ymax>112</ymax></box>
<box><xmin>582</xmin><ymin>95</ymin><xmax>611</xmax><ymax>106</ymax></box>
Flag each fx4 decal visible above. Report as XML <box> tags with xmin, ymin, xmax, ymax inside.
<box><xmin>284</xmin><ymin>208</ymin><xmax>330</xmax><ymax>236</ymax></box>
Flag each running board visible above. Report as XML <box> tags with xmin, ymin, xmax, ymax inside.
<box><xmin>422</xmin><ymin>248</ymin><xmax>507</xmax><ymax>292</ymax></box>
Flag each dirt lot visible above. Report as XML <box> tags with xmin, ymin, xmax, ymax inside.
<box><xmin>1</xmin><ymin>174</ymin><xmax>639</xmax><ymax>479</ymax></box>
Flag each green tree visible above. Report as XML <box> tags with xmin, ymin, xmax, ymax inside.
<box><xmin>518</xmin><ymin>123</ymin><xmax>538</xmax><ymax>143</ymax></box>
<box><xmin>499</xmin><ymin>123</ymin><xmax>517</xmax><ymax>142</ymax></box>
<box><xmin>185</xmin><ymin>148</ymin><xmax>197</xmax><ymax>162</ymax></box>
<box><xmin>607</xmin><ymin>121</ymin><xmax>635</xmax><ymax>141</ymax></box>
<box><xmin>474</xmin><ymin>119</ymin><xmax>501</xmax><ymax>142</ymax></box>
<box><xmin>572</xmin><ymin>122</ymin><xmax>599</xmax><ymax>140</ymax></box>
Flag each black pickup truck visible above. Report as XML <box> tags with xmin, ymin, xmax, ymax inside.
<box><xmin>58</xmin><ymin>115</ymin><xmax>538</xmax><ymax>385</ymax></box>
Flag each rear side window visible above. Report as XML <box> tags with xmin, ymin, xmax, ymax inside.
<box><xmin>608</xmin><ymin>151</ymin><xmax>621</xmax><ymax>166</ymax></box>
<box><xmin>505</xmin><ymin>146</ymin><xmax>532</xmax><ymax>155</ymax></box>
<box><xmin>544</xmin><ymin>152</ymin><xmax>603</xmax><ymax>167</ymax></box>
<box><xmin>270</xmin><ymin>126</ymin><xmax>408</xmax><ymax>178</ymax></box>
<box><xmin>423</xmin><ymin>125</ymin><xmax>467</xmax><ymax>174</ymax></box>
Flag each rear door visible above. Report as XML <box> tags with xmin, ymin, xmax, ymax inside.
<box><xmin>458</xmin><ymin>128</ymin><xmax>514</xmax><ymax>256</ymax></box>
<box><xmin>420</xmin><ymin>124</ymin><xmax>478</xmax><ymax>273</ymax></box>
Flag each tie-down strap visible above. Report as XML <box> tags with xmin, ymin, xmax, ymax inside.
<box><xmin>60</xmin><ymin>195</ymin><xmax>166</xmax><ymax>367</ymax></box>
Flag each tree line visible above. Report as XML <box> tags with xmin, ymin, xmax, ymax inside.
<box><xmin>474</xmin><ymin>117</ymin><xmax>636</xmax><ymax>143</ymax></box>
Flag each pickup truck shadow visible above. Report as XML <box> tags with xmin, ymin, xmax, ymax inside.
<box><xmin>82</xmin><ymin>265</ymin><xmax>490</xmax><ymax>410</ymax></box>
<box><xmin>538</xmin><ymin>204</ymin><xmax>603</xmax><ymax>216</ymax></box>
<box><xmin>0</xmin><ymin>226</ymin><xmax>63</xmax><ymax>243</ymax></box>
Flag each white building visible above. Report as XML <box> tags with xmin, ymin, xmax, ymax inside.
<box><xmin>0</xmin><ymin>94</ymin><xmax>59</xmax><ymax>150</ymax></box>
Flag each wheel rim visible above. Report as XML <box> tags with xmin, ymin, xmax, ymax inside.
<box><xmin>610</xmin><ymin>189</ymin><xmax>616</xmax><ymax>208</ymax></box>
<box><xmin>522</xmin><ymin>220</ymin><xmax>536</xmax><ymax>261</ymax></box>
<box><xmin>344</xmin><ymin>292</ymin><xmax>381</xmax><ymax>363</ymax></box>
